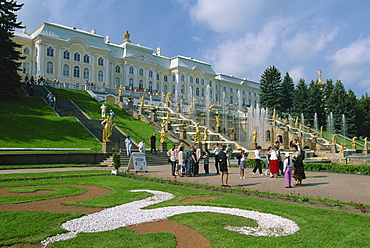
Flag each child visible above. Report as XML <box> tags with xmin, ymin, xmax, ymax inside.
<box><xmin>203</xmin><ymin>149</ymin><xmax>210</xmax><ymax>175</ymax></box>
<box><xmin>238</xmin><ymin>150</ymin><xmax>246</xmax><ymax>179</ymax></box>
<box><xmin>283</xmin><ymin>152</ymin><xmax>293</xmax><ymax>188</ymax></box>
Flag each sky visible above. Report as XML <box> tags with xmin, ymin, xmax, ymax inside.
<box><xmin>15</xmin><ymin>0</ymin><xmax>370</xmax><ymax>97</ymax></box>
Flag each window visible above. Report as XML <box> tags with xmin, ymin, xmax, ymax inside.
<box><xmin>230</xmin><ymin>96</ymin><xmax>233</xmax><ymax>104</ymax></box>
<box><xmin>156</xmin><ymin>73</ymin><xmax>159</xmax><ymax>80</ymax></box>
<box><xmin>190</xmin><ymin>76</ymin><xmax>193</xmax><ymax>83</ymax></box>
<box><xmin>156</xmin><ymin>83</ymin><xmax>159</xmax><ymax>91</ymax></box>
<box><xmin>23</xmin><ymin>47</ymin><xmax>30</xmax><ymax>55</ymax></box>
<box><xmin>216</xmin><ymin>85</ymin><xmax>218</xmax><ymax>90</ymax></box>
<box><xmin>98</xmin><ymin>70</ymin><xmax>103</xmax><ymax>81</ymax></box>
<box><xmin>196</xmin><ymin>77</ymin><xmax>199</xmax><ymax>84</ymax></box>
<box><xmin>115</xmin><ymin>77</ymin><xmax>120</xmax><ymax>86</ymax></box>
<box><xmin>83</xmin><ymin>54</ymin><xmax>90</xmax><ymax>63</ymax></box>
<box><xmin>164</xmin><ymin>85</ymin><xmax>168</xmax><ymax>94</ymax></box>
<box><xmin>98</xmin><ymin>57</ymin><xmax>104</xmax><ymax>66</ymax></box>
<box><xmin>63</xmin><ymin>51</ymin><xmax>70</xmax><ymax>60</ymax></box>
<box><xmin>83</xmin><ymin>68</ymin><xmax>89</xmax><ymax>79</ymax></box>
<box><xmin>254</xmin><ymin>93</ymin><xmax>256</xmax><ymax>96</ymax></box>
<box><xmin>201</xmin><ymin>79</ymin><xmax>204</xmax><ymax>85</ymax></box>
<box><xmin>149</xmin><ymin>81</ymin><xmax>153</xmax><ymax>92</ymax></box>
<box><xmin>46</xmin><ymin>61</ymin><xmax>53</xmax><ymax>74</ymax></box>
<box><xmin>210</xmin><ymin>90</ymin><xmax>213</xmax><ymax>97</ymax></box>
<box><xmin>181</xmin><ymin>74</ymin><xmax>185</xmax><ymax>81</ymax></box>
<box><xmin>190</xmin><ymin>86</ymin><xmax>193</xmax><ymax>96</ymax></box>
<box><xmin>223</xmin><ymin>87</ymin><xmax>226</xmax><ymax>91</ymax></box>
<box><xmin>243</xmin><ymin>90</ymin><xmax>245</xmax><ymax>95</ymax></box>
<box><xmin>216</xmin><ymin>94</ymin><xmax>219</xmax><ymax>102</ymax></box>
<box><xmin>129</xmin><ymin>78</ymin><xmax>134</xmax><ymax>88</ymax></box>
<box><xmin>139</xmin><ymin>80</ymin><xmax>143</xmax><ymax>90</ymax></box>
<box><xmin>249</xmin><ymin>99</ymin><xmax>252</xmax><ymax>106</ymax></box>
<box><xmin>139</xmin><ymin>68</ymin><xmax>144</xmax><ymax>76</ymax></box>
<box><xmin>73</xmin><ymin>66</ymin><xmax>80</xmax><ymax>77</ymax></box>
<box><xmin>230</xmin><ymin>88</ymin><xmax>233</xmax><ymax>93</ymax></box>
<box><xmin>129</xmin><ymin>66</ymin><xmax>134</xmax><ymax>74</ymax></box>
<box><xmin>172</xmin><ymin>74</ymin><xmax>176</xmax><ymax>82</ymax></box>
<box><xmin>63</xmin><ymin>64</ymin><xmax>70</xmax><ymax>76</ymax></box>
<box><xmin>74</xmin><ymin>52</ymin><xmax>80</xmax><ymax>61</ymax></box>
<box><xmin>201</xmin><ymin>88</ymin><xmax>205</xmax><ymax>97</ymax></box>
<box><xmin>22</xmin><ymin>62</ymin><xmax>29</xmax><ymax>74</ymax></box>
<box><xmin>46</xmin><ymin>47</ymin><xmax>54</xmax><ymax>57</ymax></box>
<box><xmin>243</xmin><ymin>98</ymin><xmax>246</xmax><ymax>106</ymax></box>
<box><xmin>172</xmin><ymin>85</ymin><xmax>175</xmax><ymax>94</ymax></box>
<box><xmin>149</xmin><ymin>70</ymin><xmax>153</xmax><ymax>77</ymax></box>
<box><xmin>209</xmin><ymin>80</ymin><xmax>212</xmax><ymax>87</ymax></box>
<box><xmin>115</xmin><ymin>65</ymin><xmax>121</xmax><ymax>73</ymax></box>
<box><xmin>249</xmin><ymin>92</ymin><xmax>251</xmax><ymax>96</ymax></box>
<box><xmin>164</xmin><ymin>75</ymin><xmax>168</xmax><ymax>82</ymax></box>
<box><xmin>181</xmin><ymin>84</ymin><xmax>185</xmax><ymax>94</ymax></box>
<box><xmin>196</xmin><ymin>87</ymin><xmax>200</xmax><ymax>96</ymax></box>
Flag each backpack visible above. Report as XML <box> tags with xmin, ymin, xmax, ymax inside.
<box><xmin>300</xmin><ymin>150</ymin><xmax>305</xmax><ymax>160</ymax></box>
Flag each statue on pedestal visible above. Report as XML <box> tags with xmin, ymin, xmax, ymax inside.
<box><xmin>203</xmin><ymin>127</ymin><xmax>209</xmax><ymax>144</ymax></box>
<box><xmin>215</xmin><ymin>115</ymin><xmax>220</xmax><ymax>128</ymax></box>
<box><xmin>252</xmin><ymin>130</ymin><xmax>258</xmax><ymax>143</ymax></box>
<box><xmin>101</xmin><ymin>116</ymin><xmax>113</xmax><ymax>142</ymax></box>
<box><xmin>352</xmin><ymin>136</ymin><xmax>358</xmax><ymax>149</ymax></box>
<box><xmin>194</xmin><ymin>122</ymin><xmax>201</xmax><ymax>143</ymax></box>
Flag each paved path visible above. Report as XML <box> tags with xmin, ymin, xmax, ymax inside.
<box><xmin>1</xmin><ymin>165</ymin><xmax>369</xmax><ymax>204</ymax></box>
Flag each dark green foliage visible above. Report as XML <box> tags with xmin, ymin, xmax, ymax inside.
<box><xmin>280</xmin><ymin>72</ymin><xmax>294</xmax><ymax>113</ymax></box>
<box><xmin>305</xmin><ymin>163</ymin><xmax>370</xmax><ymax>175</ymax></box>
<box><xmin>0</xmin><ymin>0</ymin><xmax>24</xmax><ymax>98</ymax></box>
<box><xmin>291</xmin><ymin>78</ymin><xmax>309</xmax><ymax>120</ymax></box>
<box><xmin>355</xmin><ymin>93</ymin><xmax>370</xmax><ymax>137</ymax></box>
<box><xmin>112</xmin><ymin>153</ymin><xmax>120</xmax><ymax>170</ymax></box>
<box><xmin>259</xmin><ymin>66</ymin><xmax>283</xmax><ymax>112</ymax></box>
<box><xmin>306</xmin><ymin>80</ymin><xmax>326</xmax><ymax>128</ymax></box>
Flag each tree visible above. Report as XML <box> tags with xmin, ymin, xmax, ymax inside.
<box><xmin>280</xmin><ymin>72</ymin><xmax>294</xmax><ymax>113</ymax></box>
<box><xmin>306</xmin><ymin>80</ymin><xmax>326</xmax><ymax>129</ymax></box>
<box><xmin>259</xmin><ymin>66</ymin><xmax>283</xmax><ymax>113</ymax></box>
<box><xmin>0</xmin><ymin>0</ymin><xmax>24</xmax><ymax>98</ymax></box>
<box><xmin>326</xmin><ymin>80</ymin><xmax>357</xmax><ymax>137</ymax></box>
<box><xmin>291</xmin><ymin>78</ymin><xmax>309</xmax><ymax>122</ymax></box>
<box><xmin>355</xmin><ymin>93</ymin><xmax>370</xmax><ymax>137</ymax></box>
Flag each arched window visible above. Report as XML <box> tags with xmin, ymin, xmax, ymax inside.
<box><xmin>46</xmin><ymin>61</ymin><xmax>53</xmax><ymax>74</ymax></box>
<box><xmin>149</xmin><ymin>81</ymin><xmax>153</xmax><ymax>92</ymax></box>
<box><xmin>129</xmin><ymin>78</ymin><xmax>134</xmax><ymax>88</ymax></box>
<box><xmin>201</xmin><ymin>79</ymin><xmax>204</xmax><ymax>85</ymax></box>
<box><xmin>74</xmin><ymin>52</ymin><xmax>80</xmax><ymax>61</ymax></box>
<box><xmin>98</xmin><ymin>70</ymin><xmax>103</xmax><ymax>81</ymax></box>
<box><xmin>115</xmin><ymin>65</ymin><xmax>121</xmax><ymax>73</ymax></box>
<box><xmin>230</xmin><ymin>96</ymin><xmax>233</xmax><ymax>104</ymax></box>
<box><xmin>46</xmin><ymin>47</ymin><xmax>54</xmax><ymax>57</ymax></box>
<box><xmin>172</xmin><ymin>85</ymin><xmax>175</xmax><ymax>94</ymax></box>
<box><xmin>156</xmin><ymin>83</ymin><xmax>159</xmax><ymax>91</ymax></box>
<box><xmin>223</xmin><ymin>87</ymin><xmax>226</xmax><ymax>91</ymax></box>
<box><xmin>139</xmin><ymin>68</ymin><xmax>144</xmax><ymax>76</ymax></box>
<box><xmin>190</xmin><ymin>76</ymin><xmax>193</xmax><ymax>83</ymax></box>
<box><xmin>209</xmin><ymin>80</ymin><xmax>212</xmax><ymax>87</ymax></box>
<box><xmin>181</xmin><ymin>74</ymin><xmax>185</xmax><ymax>81</ymax></box>
<box><xmin>149</xmin><ymin>70</ymin><xmax>153</xmax><ymax>77</ymax></box>
<box><xmin>139</xmin><ymin>80</ymin><xmax>143</xmax><ymax>90</ymax></box>
<box><xmin>164</xmin><ymin>75</ymin><xmax>168</xmax><ymax>82</ymax></box>
<box><xmin>156</xmin><ymin>73</ymin><xmax>159</xmax><ymax>80</ymax></box>
<box><xmin>172</xmin><ymin>74</ymin><xmax>176</xmax><ymax>82</ymax></box>
<box><xmin>83</xmin><ymin>68</ymin><xmax>89</xmax><ymax>79</ymax></box>
<box><xmin>63</xmin><ymin>64</ymin><xmax>69</xmax><ymax>76</ymax></box>
<box><xmin>230</xmin><ymin>88</ymin><xmax>233</xmax><ymax>93</ymax></box>
<box><xmin>98</xmin><ymin>57</ymin><xmax>104</xmax><ymax>66</ymax></box>
<box><xmin>115</xmin><ymin>77</ymin><xmax>120</xmax><ymax>86</ymax></box>
<box><xmin>73</xmin><ymin>66</ymin><xmax>80</xmax><ymax>78</ymax></box>
<box><xmin>129</xmin><ymin>66</ymin><xmax>134</xmax><ymax>74</ymax></box>
<box><xmin>196</xmin><ymin>87</ymin><xmax>200</xmax><ymax>96</ymax></box>
<box><xmin>181</xmin><ymin>84</ymin><xmax>185</xmax><ymax>94</ymax></box>
<box><xmin>201</xmin><ymin>88</ymin><xmax>205</xmax><ymax>97</ymax></box>
<box><xmin>196</xmin><ymin>77</ymin><xmax>200</xmax><ymax>84</ymax></box>
<box><xmin>63</xmin><ymin>51</ymin><xmax>70</xmax><ymax>60</ymax></box>
<box><xmin>210</xmin><ymin>90</ymin><xmax>213</xmax><ymax>98</ymax></box>
<box><xmin>23</xmin><ymin>47</ymin><xmax>30</xmax><ymax>55</ymax></box>
<box><xmin>22</xmin><ymin>62</ymin><xmax>29</xmax><ymax>74</ymax></box>
<box><xmin>216</xmin><ymin>94</ymin><xmax>219</xmax><ymax>102</ymax></box>
<box><xmin>83</xmin><ymin>54</ymin><xmax>90</xmax><ymax>63</ymax></box>
<box><xmin>243</xmin><ymin>98</ymin><xmax>246</xmax><ymax>106</ymax></box>
<box><xmin>164</xmin><ymin>85</ymin><xmax>168</xmax><ymax>94</ymax></box>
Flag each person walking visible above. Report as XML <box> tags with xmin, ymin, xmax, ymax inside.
<box><xmin>167</xmin><ymin>145</ymin><xmax>178</xmax><ymax>176</ymax></box>
<box><xmin>283</xmin><ymin>153</ymin><xmax>293</xmax><ymax>188</ymax></box>
<box><xmin>238</xmin><ymin>150</ymin><xmax>246</xmax><ymax>179</ymax></box>
<box><xmin>252</xmin><ymin>146</ymin><xmax>263</xmax><ymax>176</ymax></box>
<box><xmin>202</xmin><ymin>148</ymin><xmax>210</xmax><ymax>175</ymax></box>
<box><xmin>138</xmin><ymin>139</ymin><xmax>145</xmax><ymax>153</ymax></box>
<box><xmin>213</xmin><ymin>143</ymin><xmax>221</xmax><ymax>174</ymax></box>
<box><xmin>292</xmin><ymin>145</ymin><xmax>306</xmax><ymax>186</ymax></box>
<box><xmin>269</xmin><ymin>145</ymin><xmax>279</xmax><ymax>178</ymax></box>
<box><xmin>124</xmin><ymin>136</ymin><xmax>133</xmax><ymax>156</ymax></box>
<box><xmin>149</xmin><ymin>133</ymin><xmax>157</xmax><ymax>154</ymax></box>
<box><xmin>219</xmin><ymin>145</ymin><xmax>229</xmax><ymax>186</ymax></box>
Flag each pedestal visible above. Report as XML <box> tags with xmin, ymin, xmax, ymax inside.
<box><xmin>176</xmin><ymin>106</ymin><xmax>181</xmax><ymax>113</ymax></box>
<box><xmin>252</xmin><ymin>143</ymin><xmax>258</xmax><ymax>149</ymax></box>
<box><xmin>331</xmin><ymin>144</ymin><xmax>337</xmax><ymax>153</ymax></box>
<box><xmin>102</xmin><ymin>141</ymin><xmax>113</xmax><ymax>153</ymax></box>
<box><xmin>215</xmin><ymin>126</ymin><xmax>221</xmax><ymax>133</ymax></box>
<box><xmin>127</xmin><ymin>100</ymin><xmax>134</xmax><ymax>108</ymax></box>
<box><xmin>179</xmin><ymin>130</ymin><xmax>187</xmax><ymax>140</ymax></box>
<box><xmin>159</xmin><ymin>142</ymin><xmax>167</xmax><ymax>152</ymax></box>
<box><xmin>200</xmin><ymin>118</ymin><xmax>205</xmax><ymax>126</ymax></box>
<box><xmin>363</xmin><ymin>147</ymin><xmax>369</xmax><ymax>154</ymax></box>
<box><xmin>150</xmin><ymin>114</ymin><xmax>157</xmax><ymax>123</ymax></box>
<box><xmin>165</xmin><ymin>102</ymin><xmax>170</xmax><ymax>108</ymax></box>
<box><xmin>138</xmin><ymin>107</ymin><xmax>143</xmax><ymax>115</ymax></box>
<box><xmin>230</xmin><ymin>133</ymin><xmax>236</xmax><ymax>141</ymax></box>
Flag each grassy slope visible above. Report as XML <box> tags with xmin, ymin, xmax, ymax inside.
<box><xmin>0</xmin><ymin>174</ymin><xmax>368</xmax><ymax>247</ymax></box>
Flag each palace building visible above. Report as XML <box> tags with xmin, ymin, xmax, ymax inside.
<box><xmin>13</xmin><ymin>22</ymin><xmax>260</xmax><ymax>106</ymax></box>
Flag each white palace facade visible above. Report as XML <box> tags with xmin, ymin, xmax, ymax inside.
<box><xmin>13</xmin><ymin>22</ymin><xmax>260</xmax><ymax>106</ymax></box>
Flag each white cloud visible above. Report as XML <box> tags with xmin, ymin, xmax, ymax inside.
<box><xmin>330</xmin><ymin>37</ymin><xmax>370</xmax><ymax>93</ymax></box>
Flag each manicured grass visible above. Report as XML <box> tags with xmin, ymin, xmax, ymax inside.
<box><xmin>0</xmin><ymin>173</ymin><xmax>369</xmax><ymax>247</ymax></box>
<box><xmin>0</xmin><ymin>164</ymin><xmax>105</xmax><ymax>170</ymax></box>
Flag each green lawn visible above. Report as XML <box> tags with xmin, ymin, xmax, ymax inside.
<box><xmin>0</xmin><ymin>172</ymin><xmax>368</xmax><ymax>247</ymax></box>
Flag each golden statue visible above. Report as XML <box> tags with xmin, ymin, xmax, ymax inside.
<box><xmin>189</xmin><ymin>101</ymin><xmax>194</xmax><ymax>113</ymax></box>
<box><xmin>252</xmin><ymin>130</ymin><xmax>257</xmax><ymax>143</ymax></box>
<box><xmin>101</xmin><ymin>116</ymin><xmax>113</xmax><ymax>142</ymax></box>
<box><xmin>299</xmin><ymin>124</ymin><xmax>303</xmax><ymax>130</ymax></box>
<box><xmin>164</xmin><ymin>92</ymin><xmax>172</xmax><ymax>103</ymax></box>
<box><xmin>320</xmin><ymin>126</ymin><xmax>323</xmax><ymax>136</ymax></box>
<box><xmin>295</xmin><ymin>117</ymin><xmax>299</xmax><ymax>127</ymax></box>
<box><xmin>317</xmin><ymin>69</ymin><xmax>325</xmax><ymax>86</ymax></box>
<box><xmin>203</xmin><ymin>127</ymin><xmax>209</xmax><ymax>143</ymax></box>
<box><xmin>140</xmin><ymin>96</ymin><xmax>145</xmax><ymax>108</ymax></box>
<box><xmin>160</xmin><ymin>125</ymin><xmax>166</xmax><ymax>143</ymax></box>
<box><xmin>160</xmin><ymin>114</ymin><xmax>171</xmax><ymax>143</ymax></box>
<box><xmin>209</xmin><ymin>104</ymin><xmax>215</xmax><ymax>110</ymax></box>
<box><xmin>331</xmin><ymin>134</ymin><xmax>337</xmax><ymax>145</ymax></box>
<box><xmin>272</xmin><ymin>108</ymin><xmax>276</xmax><ymax>121</ymax></box>
<box><xmin>339</xmin><ymin>143</ymin><xmax>345</xmax><ymax>153</ymax></box>
<box><xmin>194</xmin><ymin>122</ymin><xmax>201</xmax><ymax>143</ymax></box>
<box><xmin>352</xmin><ymin>136</ymin><xmax>357</xmax><ymax>149</ymax></box>
<box><xmin>123</xmin><ymin>30</ymin><xmax>131</xmax><ymax>42</ymax></box>
<box><xmin>118</xmin><ymin>86</ymin><xmax>123</xmax><ymax>97</ymax></box>
<box><xmin>215</xmin><ymin>115</ymin><xmax>221</xmax><ymax>128</ymax></box>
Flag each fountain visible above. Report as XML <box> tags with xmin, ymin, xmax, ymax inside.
<box><xmin>341</xmin><ymin>114</ymin><xmax>347</xmax><ymax>137</ymax></box>
<box><xmin>300</xmin><ymin>113</ymin><xmax>305</xmax><ymax>127</ymax></box>
<box><xmin>327</xmin><ymin>112</ymin><xmax>335</xmax><ymax>135</ymax></box>
<box><xmin>314</xmin><ymin>113</ymin><xmax>319</xmax><ymax>131</ymax></box>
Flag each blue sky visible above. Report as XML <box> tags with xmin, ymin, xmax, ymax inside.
<box><xmin>16</xmin><ymin>0</ymin><xmax>370</xmax><ymax>97</ymax></box>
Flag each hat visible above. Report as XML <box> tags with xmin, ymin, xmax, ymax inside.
<box><xmin>284</xmin><ymin>152</ymin><xmax>290</xmax><ymax>157</ymax></box>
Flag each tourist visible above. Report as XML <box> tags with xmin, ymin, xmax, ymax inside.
<box><xmin>238</xmin><ymin>150</ymin><xmax>246</xmax><ymax>179</ymax></box>
<box><xmin>178</xmin><ymin>146</ymin><xmax>185</xmax><ymax>176</ymax></box>
<box><xmin>125</xmin><ymin>136</ymin><xmax>133</xmax><ymax>156</ymax></box>
<box><xmin>167</xmin><ymin>145</ymin><xmax>178</xmax><ymax>176</ymax></box>
<box><xmin>226</xmin><ymin>144</ymin><xmax>233</xmax><ymax>166</ymax></box>
<box><xmin>149</xmin><ymin>133</ymin><xmax>157</xmax><ymax>154</ymax></box>
<box><xmin>100</xmin><ymin>104</ymin><xmax>106</xmax><ymax>119</ymax></box>
<box><xmin>47</xmin><ymin>92</ymin><xmax>53</xmax><ymax>105</ymax></box>
<box><xmin>290</xmin><ymin>138</ymin><xmax>301</xmax><ymax>152</ymax></box>
<box><xmin>138</xmin><ymin>139</ymin><xmax>145</xmax><ymax>153</ymax></box>
<box><xmin>109</xmin><ymin>110</ymin><xmax>115</xmax><ymax>122</ymax></box>
<box><xmin>213</xmin><ymin>143</ymin><xmax>221</xmax><ymax>174</ymax></box>
<box><xmin>275</xmin><ymin>141</ymin><xmax>283</xmax><ymax>175</ymax></box>
<box><xmin>187</xmin><ymin>145</ymin><xmax>197</xmax><ymax>177</ymax></box>
<box><xmin>252</xmin><ymin>146</ymin><xmax>263</xmax><ymax>176</ymax></box>
<box><xmin>202</xmin><ymin>148</ymin><xmax>210</xmax><ymax>175</ymax></box>
<box><xmin>269</xmin><ymin>145</ymin><xmax>279</xmax><ymax>178</ymax></box>
<box><xmin>219</xmin><ymin>145</ymin><xmax>229</xmax><ymax>186</ymax></box>
<box><xmin>283</xmin><ymin>153</ymin><xmax>293</xmax><ymax>188</ymax></box>
<box><xmin>264</xmin><ymin>146</ymin><xmax>272</xmax><ymax>176</ymax></box>
<box><xmin>194</xmin><ymin>143</ymin><xmax>201</xmax><ymax>176</ymax></box>
<box><xmin>291</xmin><ymin>145</ymin><xmax>306</xmax><ymax>186</ymax></box>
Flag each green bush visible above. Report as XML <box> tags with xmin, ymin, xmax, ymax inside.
<box><xmin>304</xmin><ymin>163</ymin><xmax>370</xmax><ymax>175</ymax></box>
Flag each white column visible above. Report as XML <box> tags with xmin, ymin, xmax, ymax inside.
<box><xmin>105</xmin><ymin>57</ymin><xmax>110</xmax><ymax>88</ymax></box>
<box><xmin>37</xmin><ymin>42</ymin><xmax>44</xmax><ymax>76</ymax></box>
<box><xmin>57</xmin><ymin>46</ymin><xmax>62</xmax><ymax>79</ymax></box>
<box><xmin>91</xmin><ymin>54</ymin><xmax>95</xmax><ymax>85</ymax></box>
